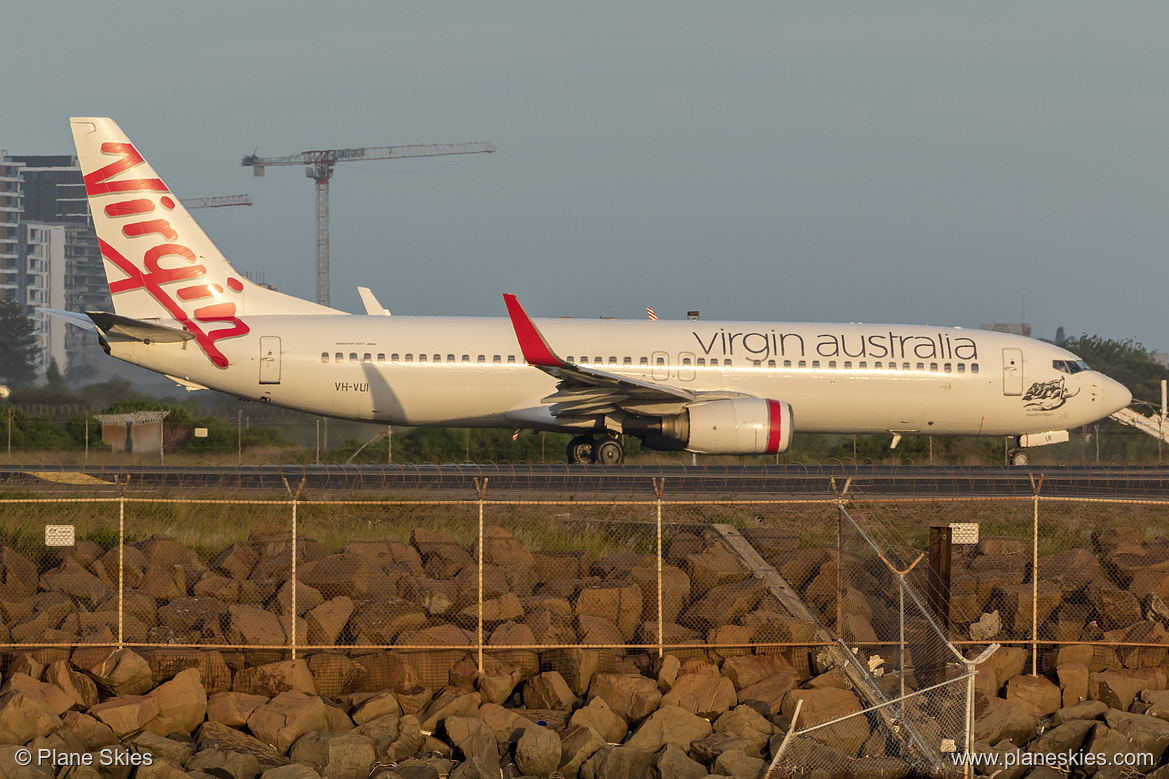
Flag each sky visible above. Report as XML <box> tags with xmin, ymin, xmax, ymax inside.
<box><xmin>5</xmin><ymin>3</ymin><xmax>1169</xmax><ymax>351</ymax></box>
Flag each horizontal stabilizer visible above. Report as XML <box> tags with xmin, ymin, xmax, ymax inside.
<box><xmin>87</xmin><ymin>311</ymin><xmax>196</xmax><ymax>343</ymax></box>
<box><xmin>39</xmin><ymin>308</ymin><xmax>99</xmax><ymax>332</ymax></box>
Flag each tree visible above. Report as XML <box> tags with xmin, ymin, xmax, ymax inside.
<box><xmin>1059</xmin><ymin>334</ymin><xmax>1168</xmax><ymax>407</ymax></box>
<box><xmin>0</xmin><ymin>298</ymin><xmax>37</xmax><ymax>387</ymax></box>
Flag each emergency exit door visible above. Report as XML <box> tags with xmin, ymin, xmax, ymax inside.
<box><xmin>260</xmin><ymin>337</ymin><xmax>281</xmax><ymax>384</ymax></box>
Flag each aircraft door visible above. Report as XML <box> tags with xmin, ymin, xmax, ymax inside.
<box><xmin>1002</xmin><ymin>347</ymin><xmax>1023</xmax><ymax>396</ymax></box>
<box><xmin>678</xmin><ymin>352</ymin><xmax>696</xmax><ymax>381</ymax></box>
<box><xmin>259</xmin><ymin>337</ymin><xmax>281</xmax><ymax>384</ymax></box>
<box><xmin>652</xmin><ymin>351</ymin><xmax>670</xmax><ymax>381</ymax></box>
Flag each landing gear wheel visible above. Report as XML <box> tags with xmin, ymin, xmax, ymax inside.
<box><xmin>1010</xmin><ymin>449</ymin><xmax>1030</xmax><ymax>467</ymax></box>
<box><xmin>567</xmin><ymin>436</ymin><xmax>594</xmax><ymax>465</ymax></box>
<box><xmin>593</xmin><ymin>436</ymin><xmax>625</xmax><ymax>466</ymax></box>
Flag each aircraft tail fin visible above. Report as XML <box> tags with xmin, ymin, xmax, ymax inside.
<box><xmin>69</xmin><ymin>117</ymin><xmax>336</xmax><ymax>326</ymax></box>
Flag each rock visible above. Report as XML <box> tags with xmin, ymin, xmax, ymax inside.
<box><xmin>721</xmin><ymin>653</ymin><xmax>798</xmax><ymax>691</ymax></box>
<box><xmin>991</xmin><ymin>581</ymin><xmax>1061</xmax><ymax>634</ymax></box>
<box><xmin>588</xmin><ymin>673</ymin><xmax>662</xmax><ymax>723</ymax></box>
<box><xmin>43</xmin><ymin>661</ymin><xmax>99</xmax><ymax>710</ymax></box>
<box><xmin>542</xmin><ymin>647</ymin><xmax>599</xmax><ymax>696</ymax></box>
<box><xmin>1091</xmin><ymin>669</ymin><xmax>1166</xmax><ymax>711</ymax></box>
<box><xmin>411</xmin><ymin>528</ymin><xmax>473</xmax><ymax>579</ymax></box>
<box><xmin>305</xmin><ymin>596</ymin><xmax>354</xmax><ymax>646</ymax></box>
<box><xmin>1104</xmin><ymin>709</ymin><xmax>1169</xmax><ymax>764</ymax></box>
<box><xmin>524</xmin><ymin>671</ymin><xmax>579</xmax><ymax>711</ymax></box>
<box><xmin>624</xmin><ymin>704</ymin><xmax>712</xmax><ymax>751</ymax></box>
<box><xmin>128</xmin><ymin>731</ymin><xmax>196</xmax><ymax>766</ymax></box>
<box><xmin>1028</xmin><ymin>718</ymin><xmax>1095</xmax><ymax>755</ymax></box>
<box><xmin>88</xmin><ymin>694</ymin><xmax>162</xmax><ymax>738</ymax></box>
<box><xmin>288</xmin><ymin>731</ymin><xmax>377</xmax><ymax>779</ymax></box>
<box><xmin>187</xmin><ymin>746</ymin><xmax>263</xmax><ymax>779</ymax></box>
<box><xmin>1089</xmin><ymin>580</ymin><xmax>1143</xmax><ymax>631</ymax></box>
<box><xmin>576</xmin><ymin>582</ymin><xmax>643</xmax><ymax>641</ymax></box>
<box><xmin>685</xmin><ymin>545</ymin><xmax>746</xmax><ymax>597</ymax></box>
<box><xmin>969</xmin><ymin>610</ymin><xmax>1001</xmax><ymax>641</ymax></box>
<box><xmin>515</xmin><ymin>725</ymin><xmax>561</xmax><ymax>777</ymax></box>
<box><xmin>247</xmin><ymin>691</ymin><xmax>329</xmax><ymax>753</ymax></box>
<box><xmin>713</xmin><ymin>704</ymin><xmax>772</xmax><ymax>757</ymax></box>
<box><xmin>351</xmin><ymin>690</ymin><xmax>402</xmax><ymax>726</ymax></box>
<box><xmin>783</xmin><ymin>687</ymin><xmax>868</xmax><ymax>756</ymax></box>
<box><xmin>353</xmin><ymin>653</ymin><xmax>420</xmax><ymax>693</ymax></box>
<box><xmin>570</xmin><ymin>696</ymin><xmax>628</xmax><ymax>743</ymax></box>
<box><xmin>680</xmin><ymin>578</ymin><xmax>767</xmax><ymax>632</ymax></box>
<box><xmin>579</xmin><ymin>745</ymin><xmax>656</xmax><ymax>779</ymax></box>
<box><xmin>660</xmin><ymin>672</ymin><xmax>737</xmax><ymax>720</ymax></box>
<box><xmin>628</xmin><ymin>562</ymin><xmax>690</xmax><ymax>625</ymax></box>
<box><xmin>1</xmin><ymin>672</ymin><xmax>76</xmax><ymax>716</ymax></box>
<box><xmin>444</xmin><ymin>716</ymin><xmax>497</xmax><ymax>761</ymax></box>
<box><xmin>81</xmin><ymin>647</ymin><xmax>153</xmax><ymax>696</ymax></box>
<box><xmin>1005</xmin><ymin>674</ymin><xmax>1061</xmax><ymax>718</ymax></box>
<box><xmin>234</xmin><ymin>659</ymin><xmax>318</xmax><ymax>697</ymax></box>
<box><xmin>145</xmin><ymin>667</ymin><xmax>208</xmax><ymax>736</ymax></box>
<box><xmin>258</xmin><ymin>766</ymin><xmax>321</xmax><ymax>779</ymax></box>
<box><xmin>209</xmin><ymin>692</ymin><xmax>271</xmax><ymax>727</ymax></box>
<box><xmin>1053</xmin><ymin>698</ymin><xmax>1107</xmax><ymax>725</ymax></box>
<box><xmin>196</xmin><ymin>720</ymin><xmax>290</xmax><ymax>769</ymax></box>
<box><xmin>972</xmin><ymin>696</ymin><xmax>1037</xmax><ymax>747</ymax></box>
<box><xmin>650</xmin><ymin>742</ymin><xmax>706</xmax><ymax>779</ymax></box>
<box><xmin>0</xmin><ymin>689</ymin><xmax>63</xmax><ymax>744</ymax></box>
<box><xmin>1056</xmin><ymin>662</ymin><xmax>1089</xmax><ymax>707</ymax></box>
<box><xmin>558</xmin><ymin>724</ymin><xmax>607</xmax><ymax>778</ymax></box>
<box><xmin>477</xmin><ymin>703</ymin><xmax>528</xmax><ymax>747</ymax></box>
<box><xmin>60</xmin><ymin>711</ymin><xmax>118</xmax><ymax>750</ymax></box>
<box><xmin>306</xmin><ymin>652</ymin><xmax>365</xmax><ymax>700</ymax></box>
<box><xmin>736</xmin><ymin>672</ymin><xmax>797</xmax><ymax>716</ymax></box>
<box><xmin>0</xmin><ymin>546</ymin><xmax>37</xmax><ymax>597</ymax></box>
<box><xmin>418</xmin><ymin>687</ymin><xmax>480</xmax><ymax>733</ymax></box>
<box><xmin>228</xmin><ymin>603</ymin><xmax>289</xmax><ymax>646</ymax></box>
<box><xmin>712</xmin><ymin>749</ymin><xmax>765</xmax><ymax>778</ymax></box>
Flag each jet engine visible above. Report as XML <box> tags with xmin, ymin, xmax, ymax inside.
<box><xmin>628</xmin><ymin>398</ymin><xmax>794</xmax><ymax>455</ymax></box>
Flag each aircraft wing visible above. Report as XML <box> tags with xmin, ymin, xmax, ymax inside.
<box><xmin>503</xmin><ymin>294</ymin><xmax>698</xmax><ymax>417</ymax></box>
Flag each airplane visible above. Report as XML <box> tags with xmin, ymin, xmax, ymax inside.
<box><xmin>49</xmin><ymin>117</ymin><xmax>1133</xmax><ymax>467</ymax></box>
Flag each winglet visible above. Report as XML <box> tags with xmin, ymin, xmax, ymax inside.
<box><xmin>503</xmin><ymin>294</ymin><xmax>563</xmax><ymax>368</ymax></box>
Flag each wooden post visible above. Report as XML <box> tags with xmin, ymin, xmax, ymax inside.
<box><xmin>928</xmin><ymin>526</ymin><xmax>952</xmax><ymax>631</ymax></box>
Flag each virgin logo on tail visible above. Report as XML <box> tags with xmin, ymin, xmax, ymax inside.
<box><xmin>87</xmin><ymin>142</ymin><xmax>249</xmax><ymax>369</ymax></box>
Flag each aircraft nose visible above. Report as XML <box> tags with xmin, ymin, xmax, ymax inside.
<box><xmin>1101</xmin><ymin>376</ymin><xmax>1133</xmax><ymax>415</ymax></box>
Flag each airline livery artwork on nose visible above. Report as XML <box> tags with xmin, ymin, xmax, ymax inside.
<box><xmin>42</xmin><ymin>118</ymin><xmax>1135</xmax><ymax>467</ymax></box>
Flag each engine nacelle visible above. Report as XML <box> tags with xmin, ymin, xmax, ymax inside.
<box><xmin>656</xmin><ymin>398</ymin><xmax>794</xmax><ymax>455</ymax></box>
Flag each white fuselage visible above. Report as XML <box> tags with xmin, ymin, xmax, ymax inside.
<box><xmin>107</xmin><ymin>314</ymin><xmax>1130</xmax><ymax>439</ymax></box>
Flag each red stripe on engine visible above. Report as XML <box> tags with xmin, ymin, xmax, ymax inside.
<box><xmin>766</xmin><ymin>399</ymin><xmax>783</xmax><ymax>453</ymax></box>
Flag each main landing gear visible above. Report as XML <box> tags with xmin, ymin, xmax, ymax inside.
<box><xmin>1009</xmin><ymin>449</ymin><xmax>1030</xmax><ymax>467</ymax></box>
<box><xmin>567</xmin><ymin>434</ymin><xmax>625</xmax><ymax>465</ymax></box>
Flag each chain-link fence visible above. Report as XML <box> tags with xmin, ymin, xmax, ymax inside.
<box><xmin>5</xmin><ymin>480</ymin><xmax>1169</xmax><ymax>775</ymax></box>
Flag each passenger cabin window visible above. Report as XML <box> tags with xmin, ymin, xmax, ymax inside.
<box><xmin>655</xmin><ymin>357</ymin><xmax>665</xmax><ymax>366</ymax></box>
<box><xmin>957</xmin><ymin>363</ymin><xmax>965</xmax><ymax>373</ymax></box>
<box><xmin>943</xmin><ymin>363</ymin><xmax>951</xmax><ymax>373</ymax></box>
<box><xmin>768</xmin><ymin>359</ymin><xmax>776</xmax><ymax>368</ymax></box>
<box><xmin>971</xmin><ymin>363</ymin><xmax>979</xmax><ymax>373</ymax></box>
<box><xmin>349</xmin><ymin>353</ymin><xmax>358</xmax><ymax>363</ymax></box>
<box><xmin>378</xmin><ymin>353</ymin><xmax>386</xmax><ymax>363</ymax></box>
<box><xmin>405</xmin><ymin>354</ymin><xmax>413</xmax><ymax>363</ymax></box>
<box><xmin>419</xmin><ymin>354</ymin><xmax>427</xmax><ymax>363</ymax></box>
<box><xmin>828</xmin><ymin>361</ymin><xmax>837</xmax><ymax>369</ymax></box>
<box><xmin>916</xmin><ymin>362</ymin><xmax>924</xmax><ymax>371</ymax></box>
<box><xmin>433</xmin><ymin>354</ymin><xmax>440</xmax><ymax>363</ymax></box>
<box><xmin>623</xmin><ymin>357</ymin><xmax>632</xmax><ymax>366</ymax></box>
<box><xmin>477</xmin><ymin>355</ymin><xmax>486</xmax><ymax>364</ymax></box>
<box><xmin>799</xmin><ymin>360</ymin><xmax>807</xmax><ymax>369</ymax></box>
<box><xmin>461</xmin><ymin>355</ymin><xmax>470</xmax><ymax>364</ymax></box>
<box><xmin>682</xmin><ymin>356</ymin><xmax>693</xmax><ymax>366</ymax></box>
<box><xmin>493</xmin><ymin>355</ymin><xmax>501</xmax><ymax>364</ymax></box>
<box><xmin>697</xmin><ymin>358</ymin><xmax>706</xmax><ymax>367</ymax></box>
<box><xmin>609</xmin><ymin>357</ymin><xmax>617</xmax><ymax>366</ymax></box>
<box><xmin>752</xmin><ymin>360</ymin><xmax>761</xmax><ymax>368</ymax></box>
<box><xmin>366</xmin><ymin>354</ymin><xmax>374</xmax><ymax>363</ymax></box>
<box><xmin>783</xmin><ymin>360</ymin><xmax>791</xmax><ymax>368</ymax></box>
<box><xmin>320</xmin><ymin>352</ymin><xmax>329</xmax><ymax>363</ymax></box>
<box><xmin>447</xmin><ymin>354</ymin><xmax>455</xmax><ymax>363</ymax></box>
<box><xmin>929</xmin><ymin>362</ymin><xmax>937</xmax><ymax>372</ymax></box>
<box><xmin>335</xmin><ymin>353</ymin><xmax>343</xmax><ymax>363</ymax></box>
<box><xmin>508</xmin><ymin>355</ymin><xmax>516</xmax><ymax>364</ymax></box>
<box><xmin>640</xmin><ymin>357</ymin><xmax>649</xmax><ymax>366</ymax></box>
<box><xmin>842</xmin><ymin>361</ymin><xmax>851</xmax><ymax>370</ymax></box>
<box><xmin>859</xmin><ymin>361</ymin><xmax>866</xmax><ymax>370</ymax></box>
<box><xmin>388</xmin><ymin>354</ymin><xmax>397</xmax><ymax>363</ymax></box>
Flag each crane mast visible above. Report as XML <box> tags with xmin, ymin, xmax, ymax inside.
<box><xmin>242</xmin><ymin>141</ymin><xmax>494</xmax><ymax>306</ymax></box>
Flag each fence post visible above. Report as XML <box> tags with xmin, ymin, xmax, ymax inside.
<box><xmin>118</xmin><ymin>476</ymin><xmax>129</xmax><ymax>650</ymax></box>
<box><xmin>653</xmin><ymin>478</ymin><xmax>665</xmax><ymax>659</ymax></box>
<box><xmin>283</xmin><ymin>478</ymin><xmax>305</xmax><ymax>660</ymax></box>
<box><xmin>475</xmin><ymin>477</ymin><xmax>488</xmax><ymax>673</ymax></box>
<box><xmin>1031</xmin><ymin>474</ymin><xmax>1044</xmax><ymax>676</ymax></box>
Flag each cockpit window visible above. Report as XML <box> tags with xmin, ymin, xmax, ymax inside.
<box><xmin>1053</xmin><ymin>359</ymin><xmax>1090</xmax><ymax>374</ymax></box>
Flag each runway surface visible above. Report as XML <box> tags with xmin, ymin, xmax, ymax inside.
<box><xmin>4</xmin><ymin>463</ymin><xmax>1169</xmax><ymax>499</ymax></box>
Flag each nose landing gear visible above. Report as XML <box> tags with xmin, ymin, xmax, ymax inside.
<box><xmin>566</xmin><ymin>434</ymin><xmax>625</xmax><ymax>465</ymax></box>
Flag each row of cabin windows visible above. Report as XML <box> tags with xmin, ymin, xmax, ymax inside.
<box><xmin>320</xmin><ymin>351</ymin><xmax>979</xmax><ymax>375</ymax></box>
<box><xmin>322</xmin><ymin>352</ymin><xmax>520</xmax><ymax>364</ymax></box>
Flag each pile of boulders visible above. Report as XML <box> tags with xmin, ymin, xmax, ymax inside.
<box><xmin>4</xmin><ymin>518</ymin><xmax>1169</xmax><ymax>776</ymax></box>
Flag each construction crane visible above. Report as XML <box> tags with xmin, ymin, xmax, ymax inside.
<box><xmin>241</xmin><ymin>140</ymin><xmax>495</xmax><ymax>307</ymax></box>
<box><xmin>186</xmin><ymin>194</ymin><xmax>252</xmax><ymax>209</ymax></box>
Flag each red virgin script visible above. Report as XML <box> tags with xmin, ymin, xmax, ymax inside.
<box><xmin>85</xmin><ymin>142</ymin><xmax>248</xmax><ymax>369</ymax></box>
